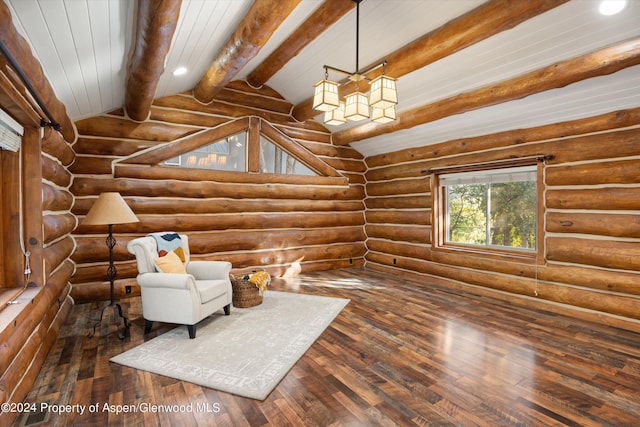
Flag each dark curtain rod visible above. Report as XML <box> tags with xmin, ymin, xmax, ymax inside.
<box><xmin>0</xmin><ymin>39</ymin><xmax>61</xmax><ymax>131</ymax></box>
<box><xmin>422</xmin><ymin>155</ymin><xmax>553</xmax><ymax>174</ymax></box>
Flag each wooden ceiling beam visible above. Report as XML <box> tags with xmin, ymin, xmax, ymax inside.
<box><xmin>0</xmin><ymin>1</ymin><xmax>76</xmax><ymax>143</ymax></box>
<box><xmin>193</xmin><ymin>0</ymin><xmax>301</xmax><ymax>104</ymax></box>
<box><xmin>246</xmin><ymin>0</ymin><xmax>355</xmax><ymax>88</ymax></box>
<box><xmin>125</xmin><ymin>0</ymin><xmax>182</xmax><ymax>122</ymax></box>
<box><xmin>292</xmin><ymin>0</ymin><xmax>569</xmax><ymax>123</ymax></box>
<box><xmin>333</xmin><ymin>37</ymin><xmax>640</xmax><ymax>146</ymax></box>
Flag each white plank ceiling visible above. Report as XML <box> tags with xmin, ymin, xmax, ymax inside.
<box><xmin>5</xmin><ymin>0</ymin><xmax>640</xmax><ymax>157</ymax></box>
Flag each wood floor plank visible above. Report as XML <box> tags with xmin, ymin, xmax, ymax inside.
<box><xmin>12</xmin><ymin>268</ymin><xmax>640</xmax><ymax>426</ymax></box>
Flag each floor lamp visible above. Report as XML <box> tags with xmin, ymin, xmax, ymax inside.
<box><xmin>83</xmin><ymin>192</ymin><xmax>139</xmax><ymax>339</ymax></box>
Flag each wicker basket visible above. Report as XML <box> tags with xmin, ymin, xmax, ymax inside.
<box><xmin>230</xmin><ymin>274</ymin><xmax>263</xmax><ymax>308</ymax></box>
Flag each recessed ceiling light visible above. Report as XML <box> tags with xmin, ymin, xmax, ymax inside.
<box><xmin>599</xmin><ymin>0</ymin><xmax>627</xmax><ymax>15</ymax></box>
<box><xmin>172</xmin><ymin>66</ymin><xmax>187</xmax><ymax>76</ymax></box>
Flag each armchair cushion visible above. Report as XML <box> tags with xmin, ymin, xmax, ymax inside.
<box><xmin>154</xmin><ymin>250</ymin><xmax>186</xmax><ymax>274</ymax></box>
<box><xmin>198</xmin><ymin>279</ymin><xmax>231</xmax><ymax>304</ymax></box>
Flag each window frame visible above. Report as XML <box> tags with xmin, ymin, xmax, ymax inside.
<box><xmin>432</xmin><ymin>160</ymin><xmax>545</xmax><ymax>265</ymax></box>
<box><xmin>258</xmin><ymin>134</ymin><xmax>318</xmax><ymax>176</ymax></box>
<box><xmin>164</xmin><ymin>131</ymin><xmax>247</xmax><ymax>172</ymax></box>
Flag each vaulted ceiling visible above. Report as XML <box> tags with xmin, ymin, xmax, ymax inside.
<box><xmin>6</xmin><ymin>0</ymin><xmax>640</xmax><ymax>157</ymax></box>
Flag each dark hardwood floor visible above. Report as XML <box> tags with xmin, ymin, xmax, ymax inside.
<box><xmin>13</xmin><ymin>268</ymin><xmax>640</xmax><ymax>426</ymax></box>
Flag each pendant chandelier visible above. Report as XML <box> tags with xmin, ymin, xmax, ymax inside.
<box><xmin>312</xmin><ymin>0</ymin><xmax>398</xmax><ymax>125</ymax></box>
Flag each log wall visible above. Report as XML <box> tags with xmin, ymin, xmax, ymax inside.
<box><xmin>70</xmin><ymin>82</ymin><xmax>366</xmax><ymax>303</ymax></box>
<box><xmin>0</xmin><ymin>4</ymin><xmax>78</xmax><ymax>422</ymax></box>
<box><xmin>0</xmin><ymin>127</ymin><xmax>77</xmax><ymax>416</ymax></box>
<box><xmin>363</xmin><ymin>108</ymin><xmax>640</xmax><ymax>329</ymax></box>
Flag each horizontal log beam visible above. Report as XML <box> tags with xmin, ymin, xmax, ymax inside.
<box><xmin>366</xmin><ymin>177</ymin><xmax>431</xmax><ymax>197</ymax></box>
<box><xmin>71</xmin><ymin>177</ymin><xmax>365</xmax><ymax>200</ymax></box>
<box><xmin>193</xmin><ymin>0</ymin><xmax>301</xmax><ymax>103</ymax></box>
<box><xmin>72</xmin><ymin>237</ymin><xmax>132</xmax><ymax>264</ymax></box>
<box><xmin>41</xmin><ymin>155</ymin><xmax>72</xmax><ymax>188</ymax></box>
<box><xmin>43</xmin><ymin>213</ymin><xmax>77</xmax><ymax>244</ymax></box>
<box><xmin>214</xmin><ymin>87</ymin><xmax>292</xmax><ymax>114</ymax></box>
<box><xmin>247</xmin><ymin>0</ymin><xmax>355</xmax><ymax>87</ymax></box>
<box><xmin>43</xmin><ymin>236</ymin><xmax>75</xmax><ymax>279</ymax></box>
<box><xmin>546</xmin><ymin>187</ymin><xmax>640</xmax><ymax>210</ymax></box>
<box><xmin>73</xmin><ymin>136</ymin><xmax>158</xmax><ymax>156</ymax></box>
<box><xmin>75</xmin><ymin>115</ymin><xmax>201</xmax><ymax>141</ymax></box>
<box><xmin>149</xmin><ymin>106</ymin><xmax>228</xmax><ymax>128</ymax></box>
<box><xmin>365</xmin><ymin>195</ymin><xmax>431</xmax><ymax>210</ymax></box>
<box><xmin>125</xmin><ymin>0</ymin><xmax>181</xmax><ymax>121</ymax></box>
<box><xmin>71</xmin><ymin>261</ymin><xmax>139</xmax><ymax>284</ymax></box>
<box><xmin>68</xmin><ymin>155</ymin><xmax>115</xmax><ymax>175</ymax></box>
<box><xmin>366</xmin><ymin>107</ymin><xmax>640</xmax><ymax>168</ymax></box>
<box><xmin>546</xmin><ymin>159</ymin><xmax>640</xmax><ymax>186</ymax></box>
<box><xmin>334</xmin><ymin>37</ymin><xmax>640</xmax><ymax>145</ymax></box>
<box><xmin>546</xmin><ymin>212</ymin><xmax>640</xmax><ymax>238</ymax></box>
<box><xmin>42</xmin><ymin>183</ymin><xmax>73</xmax><ymax>212</ymax></box>
<box><xmin>367</xmin><ymin>126</ymin><xmax>640</xmax><ymax>182</ymax></box>
<box><xmin>294</xmin><ymin>0</ymin><xmax>569</xmax><ymax>122</ymax></box>
<box><xmin>365</xmin><ymin>210</ymin><xmax>430</xmax><ymax>226</ymax></box>
<box><xmin>42</xmin><ymin>127</ymin><xmax>75</xmax><ymax>166</ymax></box>
<box><xmin>547</xmin><ymin>237</ymin><xmax>640</xmax><ymax>271</ymax></box>
<box><xmin>71</xmin><ymin>278</ymin><xmax>139</xmax><ymax>304</ymax></box>
<box><xmin>114</xmin><ymin>163</ymin><xmax>348</xmax><ymax>186</ymax></box>
<box><xmin>73</xmin><ymin>195</ymin><xmax>362</xmax><ymax>215</ymax></box>
<box><xmin>188</xmin><ymin>227</ymin><xmax>366</xmax><ymax>255</ymax></box>
<box><xmin>72</xmin><ymin>226</ymin><xmax>366</xmax><ymax>264</ymax></box>
<box><xmin>367</xmin><ymin>239</ymin><xmax>432</xmax><ymax>261</ymax></box>
<box><xmin>214</xmin><ymin>243</ymin><xmax>366</xmax><ymax>271</ymax></box>
<box><xmin>76</xmin><ymin>211</ymin><xmax>365</xmax><ymax>235</ymax></box>
<box><xmin>365</xmin><ymin>224</ymin><xmax>431</xmax><ymax>245</ymax></box>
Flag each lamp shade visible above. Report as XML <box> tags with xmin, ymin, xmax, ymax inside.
<box><xmin>369</xmin><ymin>75</ymin><xmax>397</xmax><ymax>109</ymax></box>
<box><xmin>83</xmin><ymin>192</ymin><xmax>140</xmax><ymax>226</ymax></box>
<box><xmin>344</xmin><ymin>91</ymin><xmax>369</xmax><ymax>121</ymax></box>
<box><xmin>312</xmin><ymin>79</ymin><xmax>340</xmax><ymax>111</ymax></box>
<box><xmin>371</xmin><ymin>105</ymin><xmax>397</xmax><ymax>123</ymax></box>
<box><xmin>324</xmin><ymin>102</ymin><xmax>346</xmax><ymax>125</ymax></box>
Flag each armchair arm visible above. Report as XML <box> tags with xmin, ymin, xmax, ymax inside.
<box><xmin>186</xmin><ymin>261</ymin><xmax>232</xmax><ymax>280</ymax></box>
<box><xmin>136</xmin><ymin>272</ymin><xmax>196</xmax><ymax>290</ymax></box>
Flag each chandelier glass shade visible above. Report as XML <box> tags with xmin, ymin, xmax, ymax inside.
<box><xmin>371</xmin><ymin>105</ymin><xmax>396</xmax><ymax>123</ymax></box>
<box><xmin>312</xmin><ymin>0</ymin><xmax>398</xmax><ymax>125</ymax></box>
<box><xmin>312</xmin><ymin>79</ymin><xmax>340</xmax><ymax>111</ymax></box>
<box><xmin>344</xmin><ymin>91</ymin><xmax>370</xmax><ymax>121</ymax></box>
<box><xmin>324</xmin><ymin>101</ymin><xmax>346</xmax><ymax>125</ymax></box>
<box><xmin>369</xmin><ymin>75</ymin><xmax>397</xmax><ymax>109</ymax></box>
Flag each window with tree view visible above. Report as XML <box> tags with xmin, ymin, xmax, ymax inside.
<box><xmin>440</xmin><ymin>165</ymin><xmax>537</xmax><ymax>252</ymax></box>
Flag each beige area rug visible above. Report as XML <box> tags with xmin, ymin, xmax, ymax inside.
<box><xmin>110</xmin><ymin>291</ymin><xmax>349</xmax><ymax>400</ymax></box>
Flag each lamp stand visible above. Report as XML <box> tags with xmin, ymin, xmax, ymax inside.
<box><xmin>88</xmin><ymin>224</ymin><xmax>130</xmax><ymax>339</ymax></box>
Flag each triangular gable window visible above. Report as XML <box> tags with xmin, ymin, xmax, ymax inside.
<box><xmin>165</xmin><ymin>132</ymin><xmax>246</xmax><ymax>171</ymax></box>
<box><xmin>125</xmin><ymin>117</ymin><xmax>340</xmax><ymax>178</ymax></box>
<box><xmin>163</xmin><ymin>130</ymin><xmax>319</xmax><ymax>176</ymax></box>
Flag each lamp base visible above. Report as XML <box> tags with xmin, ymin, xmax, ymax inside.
<box><xmin>88</xmin><ymin>301</ymin><xmax>130</xmax><ymax>340</ymax></box>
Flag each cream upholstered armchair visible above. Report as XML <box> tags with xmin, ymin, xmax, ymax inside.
<box><xmin>126</xmin><ymin>233</ymin><xmax>232</xmax><ymax>339</ymax></box>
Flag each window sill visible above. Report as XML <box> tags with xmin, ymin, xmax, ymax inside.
<box><xmin>0</xmin><ymin>287</ymin><xmax>41</xmax><ymax>343</ymax></box>
<box><xmin>434</xmin><ymin>244</ymin><xmax>541</xmax><ymax>265</ymax></box>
